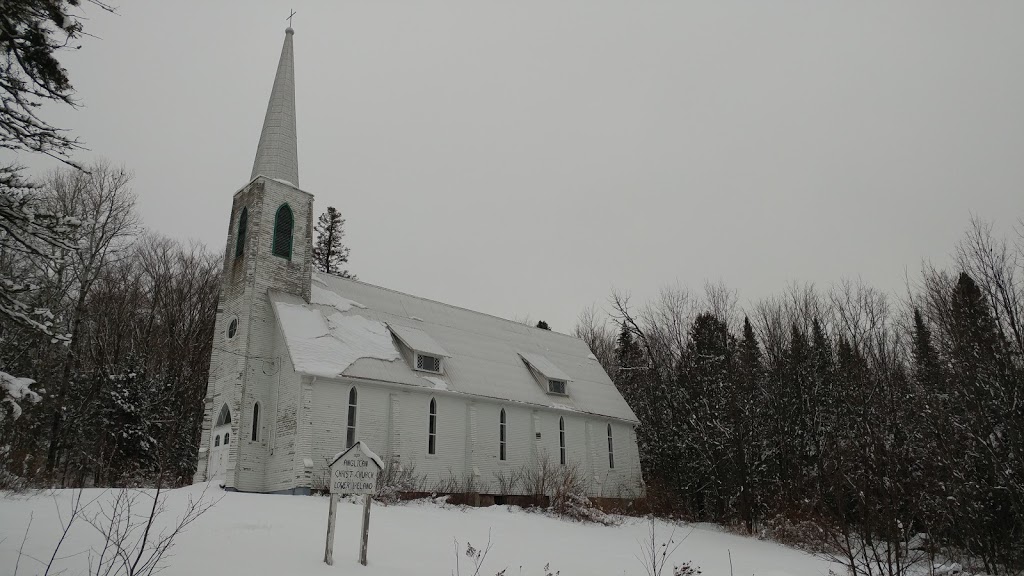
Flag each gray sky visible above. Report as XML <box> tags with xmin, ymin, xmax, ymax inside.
<box><xmin>14</xmin><ymin>1</ymin><xmax>1024</xmax><ymax>333</ymax></box>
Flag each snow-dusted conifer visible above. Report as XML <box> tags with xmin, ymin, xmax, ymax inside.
<box><xmin>312</xmin><ymin>206</ymin><xmax>353</xmax><ymax>278</ymax></box>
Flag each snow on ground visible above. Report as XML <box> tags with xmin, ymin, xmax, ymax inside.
<box><xmin>0</xmin><ymin>484</ymin><xmax>836</xmax><ymax>576</ymax></box>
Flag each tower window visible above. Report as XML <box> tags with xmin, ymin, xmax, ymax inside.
<box><xmin>251</xmin><ymin>402</ymin><xmax>260</xmax><ymax>442</ymax></box>
<box><xmin>346</xmin><ymin>387</ymin><xmax>358</xmax><ymax>449</ymax></box>
<box><xmin>235</xmin><ymin>207</ymin><xmax>248</xmax><ymax>257</ymax></box>
<box><xmin>499</xmin><ymin>408</ymin><xmax>506</xmax><ymax>461</ymax></box>
<box><xmin>559</xmin><ymin>417</ymin><xmax>566</xmax><ymax>466</ymax></box>
<box><xmin>272</xmin><ymin>204</ymin><xmax>293</xmax><ymax>259</ymax></box>
<box><xmin>428</xmin><ymin>398</ymin><xmax>437</xmax><ymax>455</ymax></box>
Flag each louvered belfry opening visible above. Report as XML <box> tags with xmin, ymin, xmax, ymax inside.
<box><xmin>272</xmin><ymin>204</ymin><xmax>293</xmax><ymax>259</ymax></box>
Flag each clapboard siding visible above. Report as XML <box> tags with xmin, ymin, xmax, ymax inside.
<box><xmin>302</xmin><ymin>377</ymin><xmax>642</xmax><ymax>498</ymax></box>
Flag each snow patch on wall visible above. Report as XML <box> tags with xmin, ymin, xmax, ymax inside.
<box><xmin>273</xmin><ymin>302</ymin><xmax>399</xmax><ymax>377</ymax></box>
<box><xmin>311</xmin><ymin>284</ymin><xmax>366</xmax><ymax>312</ymax></box>
<box><xmin>551</xmin><ymin>402</ymin><xmax>577</xmax><ymax>412</ymax></box>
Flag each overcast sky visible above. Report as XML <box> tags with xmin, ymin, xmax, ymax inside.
<box><xmin>14</xmin><ymin>2</ymin><xmax>1024</xmax><ymax>333</ymax></box>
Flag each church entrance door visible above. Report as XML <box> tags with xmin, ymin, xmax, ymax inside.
<box><xmin>208</xmin><ymin>424</ymin><xmax>231</xmax><ymax>480</ymax></box>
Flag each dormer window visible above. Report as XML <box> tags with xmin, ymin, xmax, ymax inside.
<box><xmin>548</xmin><ymin>379</ymin><xmax>567</xmax><ymax>395</ymax></box>
<box><xmin>387</xmin><ymin>323</ymin><xmax>451</xmax><ymax>375</ymax></box>
<box><xmin>519</xmin><ymin>352</ymin><xmax>573</xmax><ymax>397</ymax></box>
<box><xmin>416</xmin><ymin>353</ymin><xmax>441</xmax><ymax>373</ymax></box>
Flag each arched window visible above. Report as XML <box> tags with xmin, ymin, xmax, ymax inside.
<box><xmin>214</xmin><ymin>435</ymin><xmax>220</xmax><ymax>447</ymax></box>
<box><xmin>428</xmin><ymin>398</ymin><xmax>437</xmax><ymax>455</ymax></box>
<box><xmin>499</xmin><ymin>408</ymin><xmax>507</xmax><ymax>461</ymax></box>
<box><xmin>271</xmin><ymin>204</ymin><xmax>293</xmax><ymax>259</ymax></box>
<box><xmin>559</xmin><ymin>417</ymin><xmax>566</xmax><ymax>466</ymax></box>
<box><xmin>346</xmin><ymin>388</ymin><xmax>358</xmax><ymax>449</ymax></box>
<box><xmin>224</xmin><ymin>432</ymin><xmax>230</xmax><ymax>445</ymax></box>
<box><xmin>235</xmin><ymin>207</ymin><xmax>248</xmax><ymax>257</ymax></box>
<box><xmin>216</xmin><ymin>404</ymin><xmax>231</xmax><ymax>427</ymax></box>
<box><xmin>607</xmin><ymin>424</ymin><xmax>615</xmax><ymax>469</ymax></box>
<box><xmin>227</xmin><ymin>318</ymin><xmax>238</xmax><ymax>339</ymax></box>
<box><xmin>251</xmin><ymin>402</ymin><xmax>260</xmax><ymax>442</ymax></box>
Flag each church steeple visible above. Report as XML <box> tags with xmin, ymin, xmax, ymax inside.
<box><xmin>251</xmin><ymin>27</ymin><xmax>299</xmax><ymax>187</ymax></box>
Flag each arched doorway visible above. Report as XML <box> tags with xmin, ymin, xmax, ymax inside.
<box><xmin>208</xmin><ymin>404</ymin><xmax>232</xmax><ymax>480</ymax></box>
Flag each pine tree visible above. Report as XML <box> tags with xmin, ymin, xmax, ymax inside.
<box><xmin>535</xmin><ymin>320</ymin><xmax>550</xmax><ymax>330</ymax></box>
<box><xmin>312</xmin><ymin>207</ymin><xmax>354</xmax><ymax>278</ymax></box>
<box><xmin>734</xmin><ymin>316</ymin><xmax>766</xmax><ymax>532</ymax></box>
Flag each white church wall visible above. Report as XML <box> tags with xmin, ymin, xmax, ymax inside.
<box><xmin>302</xmin><ymin>375</ymin><xmax>644</xmax><ymax>498</ymax></box>
<box><xmin>261</xmin><ymin>321</ymin><xmax>304</xmax><ymax>493</ymax></box>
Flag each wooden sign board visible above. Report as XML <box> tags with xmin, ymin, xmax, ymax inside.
<box><xmin>324</xmin><ymin>441</ymin><xmax>384</xmax><ymax>567</ymax></box>
<box><xmin>329</xmin><ymin>441</ymin><xmax>383</xmax><ymax>494</ymax></box>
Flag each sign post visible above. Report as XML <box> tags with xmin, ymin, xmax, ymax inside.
<box><xmin>324</xmin><ymin>441</ymin><xmax>383</xmax><ymax>567</ymax></box>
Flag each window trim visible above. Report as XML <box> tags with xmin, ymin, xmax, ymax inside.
<box><xmin>499</xmin><ymin>408</ymin><xmax>507</xmax><ymax>461</ymax></box>
<box><xmin>346</xmin><ymin>387</ymin><xmax>358</xmax><ymax>449</ymax></box>
<box><xmin>251</xmin><ymin>402</ymin><xmax>260</xmax><ymax>442</ymax></box>
<box><xmin>271</xmin><ymin>203</ymin><xmax>294</xmax><ymax>260</ymax></box>
<box><xmin>559</xmin><ymin>417</ymin><xmax>566</xmax><ymax>466</ymax></box>
<box><xmin>235</xmin><ymin>206</ymin><xmax>248</xmax><ymax>258</ymax></box>
<box><xmin>428</xmin><ymin>398</ymin><xmax>437</xmax><ymax>455</ymax></box>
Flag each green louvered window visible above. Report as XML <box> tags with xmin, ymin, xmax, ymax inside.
<box><xmin>271</xmin><ymin>204</ymin><xmax>293</xmax><ymax>259</ymax></box>
<box><xmin>235</xmin><ymin>207</ymin><xmax>248</xmax><ymax>257</ymax></box>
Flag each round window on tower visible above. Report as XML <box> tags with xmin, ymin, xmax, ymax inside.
<box><xmin>227</xmin><ymin>318</ymin><xmax>238</xmax><ymax>339</ymax></box>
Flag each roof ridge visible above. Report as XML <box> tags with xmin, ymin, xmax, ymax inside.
<box><xmin>313</xmin><ymin>272</ymin><xmax>582</xmax><ymax>342</ymax></box>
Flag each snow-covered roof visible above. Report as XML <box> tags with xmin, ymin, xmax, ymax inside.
<box><xmin>518</xmin><ymin>352</ymin><xmax>572</xmax><ymax>382</ymax></box>
<box><xmin>269</xmin><ymin>273</ymin><xmax>638</xmax><ymax>423</ymax></box>
<box><xmin>387</xmin><ymin>323</ymin><xmax>451</xmax><ymax>357</ymax></box>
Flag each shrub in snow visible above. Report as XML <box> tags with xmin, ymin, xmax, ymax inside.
<box><xmin>376</xmin><ymin>457</ymin><xmax>424</xmax><ymax>504</ymax></box>
<box><xmin>0</xmin><ymin>370</ymin><xmax>42</xmax><ymax>421</ymax></box>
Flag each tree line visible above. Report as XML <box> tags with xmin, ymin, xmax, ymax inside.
<box><xmin>576</xmin><ymin>219</ymin><xmax>1024</xmax><ymax>575</ymax></box>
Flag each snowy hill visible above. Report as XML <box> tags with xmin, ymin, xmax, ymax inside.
<box><xmin>0</xmin><ymin>484</ymin><xmax>835</xmax><ymax>575</ymax></box>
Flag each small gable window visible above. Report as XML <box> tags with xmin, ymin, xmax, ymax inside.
<box><xmin>548</xmin><ymin>379</ymin><xmax>567</xmax><ymax>395</ymax></box>
<box><xmin>559</xmin><ymin>417</ymin><xmax>566</xmax><ymax>466</ymax></box>
<box><xmin>251</xmin><ymin>403</ymin><xmax>260</xmax><ymax>442</ymax></box>
<box><xmin>216</xmin><ymin>404</ymin><xmax>231</xmax><ymax>427</ymax></box>
<box><xmin>214</xmin><ymin>435</ymin><xmax>220</xmax><ymax>447</ymax></box>
<box><xmin>416</xmin><ymin>353</ymin><xmax>441</xmax><ymax>373</ymax></box>
<box><xmin>428</xmin><ymin>398</ymin><xmax>437</xmax><ymax>455</ymax></box>
<box><xmin>607</xmin><ymin>424</ymin><xmax>615</xmax><ymax>469</ymax></box>
<box><xmin>224</xmin><ymin>432</ymin><xmax>230</xmax><ymax>445</ymax></box>
<box><xmin>346</xmin><ymin>387</ymin><xmax>358</xmax><ymax>449</ymax></box>
<box><xmin>272</xmin><ymin>204</ymin><xmax>294</xmax><ymax>259</ymax></box>
<box><xmin>499</xmin><ymin>409</ymin><xmax>507</xmax><ymax>461</ymax></box>
<box><xmin>235</xmin><ymin>207</ymin><xmax>248</xmax><ymax>257</ymax></box>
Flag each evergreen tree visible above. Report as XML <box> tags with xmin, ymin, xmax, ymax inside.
<box><xmin>535</xmin><ymin>320</ymin><xmax>550</xmax><ymax>330</ymax></box>
<box><xmin>734</xmin><ymin>316</ymin><xmax>766</xmax><ymax>531</ymax></box>
<box><xmin>312</xmin><ymin>207</ymin><xmax>353</xmax><ymax>278</ymax></box>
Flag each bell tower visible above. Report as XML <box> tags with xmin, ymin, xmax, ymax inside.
<box><xmin>195</xmin><ymin>26</ymin><xmax>314</xmax><ymax>493</ymax></box>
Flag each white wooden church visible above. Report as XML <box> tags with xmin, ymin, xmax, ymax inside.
<box><xmin>194</xmin><ymin>27</ymin><xmax>644</xmax><ymax>499</ymax></box>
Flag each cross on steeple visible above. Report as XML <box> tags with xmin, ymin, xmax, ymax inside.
<box><xmin>286</xmin><ymin>9</ymin><xmax>297</xmax><ymax>28</ymax></box>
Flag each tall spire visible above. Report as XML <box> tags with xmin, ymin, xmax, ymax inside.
<box><xmin>251</xmin><ymin>27</ymin><xmax>299</xmax><ymax>187</ymax></box>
